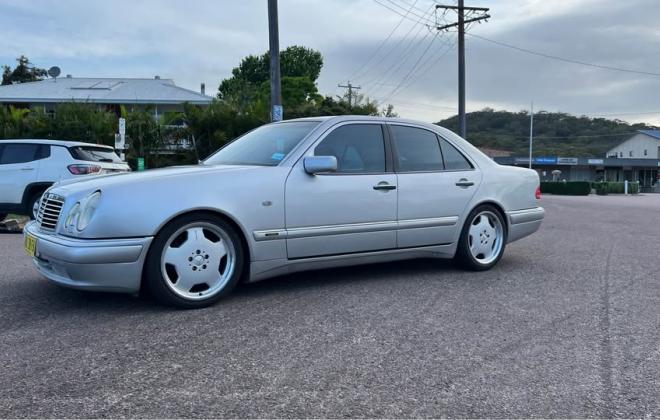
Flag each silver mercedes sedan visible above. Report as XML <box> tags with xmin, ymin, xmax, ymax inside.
<box><xmin>23</xmin><ymin>116</ymin><xmax>544</xmax><ymax>308</ymax></box>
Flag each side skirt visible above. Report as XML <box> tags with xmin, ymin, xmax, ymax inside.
<box><xmin>247</xmin><ymin>242</ymin><xmax>457</xmax><ymax>283</ymax></box>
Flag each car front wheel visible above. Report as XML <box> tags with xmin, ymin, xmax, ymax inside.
<box><xmin>145</xmin><ymin>214</ymin><xmax>244</xmax><ymax>308</ymax></box>
<box><xmin>454</xmin><ymin>205</ymin><xmax>506</xmax><ymax>271</ymax></box>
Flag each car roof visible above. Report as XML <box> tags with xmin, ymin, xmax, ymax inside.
<box><xmin>279</xmin><ymin>115</ymin><xmax>443</xmax><ymax>130</ymax></box>
<box><xmin>0</xmin><ymin>139</ymin><xmax>114</xmax><ymax>149</ymax></box>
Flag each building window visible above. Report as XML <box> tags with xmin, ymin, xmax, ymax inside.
<box><xmin>619</xmin><ymin>152</ymin><xmax>623</xmax><ymax>158</ymax></box>
<box><xmin>644</xmin><ymin>149</ymin><xmax>648</xmax><ymax>156</ymax></box>
<box><xmin>629</xmin><ymin>151</ymin><xmax>633</xmax><ymax>157</ymax></box>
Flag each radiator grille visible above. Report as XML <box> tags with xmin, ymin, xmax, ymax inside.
<box><xmin>36</xmin><ymin>193</ymin><xmax>65</xmax><ymax>231</ymax></box>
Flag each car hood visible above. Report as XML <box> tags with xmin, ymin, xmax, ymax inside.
<box><xmin>51</xmin><ymin>164</ymin><xmax>260</xmax><ymax>195</ymax></box>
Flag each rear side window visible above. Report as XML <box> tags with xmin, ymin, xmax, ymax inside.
<box><xmin>391</xmin><ymin>125</ymin><xmax>444</xmax><ymax>172</ymax></box>
<box><xmin>69</xmin><ymin>146</ymin><xmax>122</xmax><ymax>163</ymax></box>
<box><xmin>439</xmin><ymin>138</ymin><xmax>473</xmax><ymax>170</ymax></box>
<box><xmin>0</xmin><ymin>143</ymin><xmax>42</xmax><ymax>164</ymax></box>
<box><xmin>315</xmin><ymin>124</ymin><xmax>386</xmax><ymax>173</ymax></box>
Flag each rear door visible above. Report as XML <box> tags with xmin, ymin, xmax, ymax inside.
<box><xmin>0</xmin><ymin>143</ymin><xmax>44</xmax><ymax>205</ymax></box>
<box><xmin>390</xmin><ymin>124</ymin><xmax>481</xmax><ymax>248</ymax></box>
<box><xmin>284</xmin><ymin>122</ymin><xmax>397</xmax><ymax>258</ymax></box>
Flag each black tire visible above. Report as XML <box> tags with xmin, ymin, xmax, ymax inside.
<box><xmin>454</xmin><ymin>204</ymin><xmax>507</xmax><ymax>271</ymax></box>
<box><xmin>27</xmin><ymin>191</ymin><xmax>44</xmax><ymax>220</ymax></box>
<box><xmin>144</xmin><ymin>213</ymin><xmax>245</xmax><ymax>309</ymax></box>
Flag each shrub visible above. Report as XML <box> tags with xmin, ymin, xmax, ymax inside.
<box><xmin>592</xmin><ymin>181</ymin><xmax>639</xmax><ymax>194</ymax></box>
<box><xmin>540</xmin><ymin>181</ymin><xmax>591</xmax><ymax>195</ymax></box>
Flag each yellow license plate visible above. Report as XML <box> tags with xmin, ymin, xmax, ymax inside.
<box><xmin>24</xmin><ymin>233</ymin><xmax>37</xmax><ymax>257</ymax></box>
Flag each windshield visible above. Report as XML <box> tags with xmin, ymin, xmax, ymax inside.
<box><xmin>69</xmin><ymin>146</ymin><xmax>123</xmax><ymax>163</ymax></box>
<box><xmin>204</xmin><ymin>121</ymin><xmax>321</xmax><ymax>166</ymax></box>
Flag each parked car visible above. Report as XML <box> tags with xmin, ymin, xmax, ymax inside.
<box><xmin>23</xmin><ymin>116</ymin><xmax>544</xmax><ymax>308</ymax></box>
<box><xmin>0</xmin><ymin>139</ymin><xmax>129</xmax><ymax>221</ymax></box>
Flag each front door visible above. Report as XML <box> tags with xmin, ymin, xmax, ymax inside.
<box><xmin>389</xmin><ymin>124</ymin><xmax>481</xmax><ymax>248</ymax></box>
<box><xmin>285</xmin><ymin>123</ymin><xmax>397</xmax><ymax>259</ymax></box>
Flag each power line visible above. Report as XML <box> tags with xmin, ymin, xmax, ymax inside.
<box><xmin>380</xmin><ymin>31</ymin><xmax>441</xmax><ymax>102</ymax></box>
<box><xmin>356</xmin><ymin>2</ymin><xmax>436</xmax><ymax>88</ymax></box>
<box><xmin>467</xmin><ymin>33</ymin><xmax>660</xmax><ymax>78</ymax></box>
<box><xmin>371</xmin><ymin>0</ymin><xmax>435</xmax><ymax>27</ymax></box>
<box><xmin>349</xmin><ymin>0</ymin><xmax>420</xmax><ymax>81</ymax></box>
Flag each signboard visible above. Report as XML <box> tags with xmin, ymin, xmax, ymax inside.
<box><xmin>588</xmin><ymin>158</ymin><xmax>604</xmax><ymax>165</ymax></box>
<box><xmin>115</xmin><ymin>118</ymin><xmax>126</xmax><ymax>150</ymax></box>
<box><xmin>515</xmin><ymin>158</ymin><xmax>530</xmax><ymax>165</ymax></box>
<box><xmin>557</xmin><ymin>157</ymin><xmax>578</xmax><ymax>165</ymax></box>
<box><xmin>534</xmin><ymin>156</ymin><xmax>557</xmax><ymax>165</ymax></box>
<box><xmin>137</xmin><ymin>157</ymin><xmax>145</xmax><ymax>172</ymax></box>
<box><xmin>272</xmin><ymin>105</ymin><xmax>283</xmax><ymax>122</ymax></box>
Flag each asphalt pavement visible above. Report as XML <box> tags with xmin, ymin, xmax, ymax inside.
<box><xmin>1</xmin><ymin>194</ymin><xmax>659</xmax><ymax>418</ymax></box>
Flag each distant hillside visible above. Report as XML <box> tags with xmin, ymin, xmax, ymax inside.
<box><xmin>437</xmin><ymin>109</ymin><xmax>656</xmax><ymax>157</ymax></box>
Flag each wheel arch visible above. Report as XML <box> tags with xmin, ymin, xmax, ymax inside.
<box><xmin>22</xmin><ymin>182</ymin><xmax>53</xmax><ymax>212</ymax></box>
<box><xmin>468</xmin><ymin>200</ymin><xmax>508</xmax><ymax>233</ymax></box>
<box><xmin>142</xmin><ymin>208</ymin><xmax>252</xmax><ymax>289</ymax></box>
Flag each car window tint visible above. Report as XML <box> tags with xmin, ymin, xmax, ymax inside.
<box><xmin>391</xmin><ymin>125</ymin><xmax>444</xmax><ymax>172</ymax></box>
<box><xmin>315</xmin><ymin>124</ymin><xmax>385</xmax><ymax>173</ymax></box>
<box><xmin>439</xmin><ymin>138</ymin><xmax>473</xmax><ymax>170</ymax></box>
<box><xmin>0</xmin><ymin>144</ymin><xmax>39</xmax><ymax>164</ymax></box>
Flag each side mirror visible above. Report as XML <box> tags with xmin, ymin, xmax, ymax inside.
<box><xmin>304</xmin><ymin>156</ymin><xmax>337</xmax><ymax>174</ymax></box>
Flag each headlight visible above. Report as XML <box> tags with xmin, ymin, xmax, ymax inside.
<box><xmin>77</xmin><ymin>191</ymin><xmax>102</xmax><ymax>231</ymax></box>
<box><xmin>64</xmin><ymin>203</ymin><xmax>81</xmax><ymax>233</ymax></box>
<box><xmin>63</xmin><ymin>191</ymin><xmax>101</xmax><ymax>233</ymax></box>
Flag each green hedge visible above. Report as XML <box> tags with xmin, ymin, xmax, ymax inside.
<box><xmin>592</xmin><ymin>182</ymin><xmax>639</xmax><ymax>195</ymax></box>
<box><xmin>540</xmin><ymin>181</ymin><xmax>591</xmax><ymax>195</ymax></box>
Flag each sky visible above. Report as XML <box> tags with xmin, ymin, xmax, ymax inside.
<box><xmin>2</xmin><ymin>0</ymin><xmax>660</xmax><ymax>124</ymax></box>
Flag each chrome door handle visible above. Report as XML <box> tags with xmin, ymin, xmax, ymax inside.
<box><xmin>373</xmin><ymin>182</ymin><xmax>396</xmax><ymax>191</ymax></box>
<box><xmin>455</xmin><ymin>178</ymin><xmax>474</xmax><ymax>187</ymax></box>
<box><xmin>20</xmin><ymin>168</ymin><xmax>35</xmax><ymax>171</ymax></box>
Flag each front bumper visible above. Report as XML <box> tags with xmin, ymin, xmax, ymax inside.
<box><xmin>506</xmin><ymin>207</ymin><xmax>545</xmax><ymax>243</ymax></box>
<box><xmin>24</xmin><ymin>221</ymin><xmax>153</xmax><ymax>293</ymax></box>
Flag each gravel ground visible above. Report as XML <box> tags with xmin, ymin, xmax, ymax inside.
<box><xmin>0</xmin><ymin>194</ymin><xmax>659</xmax><ymax>418</ymax></box>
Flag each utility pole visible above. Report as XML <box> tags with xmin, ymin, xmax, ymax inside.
<box><xmin>338</xmin><ymin>81</ymin><xmax>361</xmax><ymax>109</ymax></box>
<box><xmin>268</xmin><ymin>0</ymin><xmax>283</xmax><ymax>122</ymax></box>
<box><xmin>529</xmin><ymin>101</ymin><xmax>534</xmax><ymax>169</ymax></box>
<box><xmin>436</xmin><ymin>2</ymin><xmax>489</xmax><ymax>139</ymax></box>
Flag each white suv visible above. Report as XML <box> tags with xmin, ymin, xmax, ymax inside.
<box><xmin>0</xmin><ymin>140</ymin><xmax>130</xmax><ymax>220</ymax></box>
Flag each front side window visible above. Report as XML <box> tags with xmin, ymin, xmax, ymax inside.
<box><xmin>391</xmin><ymin>125</ymin><xmax>444</xmax><ymax>172</ymax></box>
<box><xmin>0</xmin><ymin>143</ymin><xmax>41</xmax><ymax>164</ymax></box>
<box><xmin>314</xmin><ymin>124</ymin><xmax>385</xmax><ymax>173</ymax></box>
<box><xmin>439</xmin><ymin>138</ymin><xmax>473</xmax><ymax>170</ymax></box>
<box><xmin>205</xmin><ymin>121</ymin><xmax>320</xmax><ymax>166</ymax></box>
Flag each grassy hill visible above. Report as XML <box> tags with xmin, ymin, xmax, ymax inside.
<box><xmin>436</xmin><ymin>108</ymin><xmax>656</xmax><ymax>157</ymax></box>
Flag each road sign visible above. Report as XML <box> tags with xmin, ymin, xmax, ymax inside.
<box><xmin>116</xmin><ymin>118</ymin><xmax>127</xmax><ymax>150</ymax></box>
<box><xmin>137</xmin><ymin>157</ymin><xmax>145</xmax><ymax>171</ymax></box>
<box><xmin>272</xmin><ymin>105</ymin><xmax>283</xmax><ymax>122</ymax></box>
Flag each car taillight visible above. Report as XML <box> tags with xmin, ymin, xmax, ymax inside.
<box><xmin>535</xmin><ymin>185</ymin><xmax>542</xmax><ymax>200</ymax></box>
<box><xmin>68</xmin><ymin>164</ymin><xmax>102</xmax><ymax>175</ymax></box>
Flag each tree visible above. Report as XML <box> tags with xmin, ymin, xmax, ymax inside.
<box><xmin>0</xmin><ymin>106</ymin><xmax>30</xmax><ymax>138</ymax></box>
<box><xmin>2</xmin><ymin>55</ymin><xmax>48</xmax><ymax>85</ymax></box>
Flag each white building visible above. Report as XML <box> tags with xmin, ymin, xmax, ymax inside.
<box><xmin>606</xmin><ymin>130</ymin><xmax>660</xmax><ymax>159</ymax></box>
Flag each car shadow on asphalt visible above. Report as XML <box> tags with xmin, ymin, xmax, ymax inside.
<box><xmin>11</xmin><ymin>255</ymin><xmax>528</xmax><ymax>316</ymax></box>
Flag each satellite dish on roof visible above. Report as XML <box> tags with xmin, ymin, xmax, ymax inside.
<box><xmin>48</xmin><ymin>66</ymin><xmax>61</xmax><ymax>79</ymax></box>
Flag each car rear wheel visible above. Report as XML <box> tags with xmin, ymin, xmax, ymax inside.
<box><xmin>454</xmin><ymin>205</ymin><xmax>506</xmax><ymax>271</ymax></box>
<box><xmin>145</xmin><ymin>214</ymin><xmax>244</xmax><ymax>309</ymax></box>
